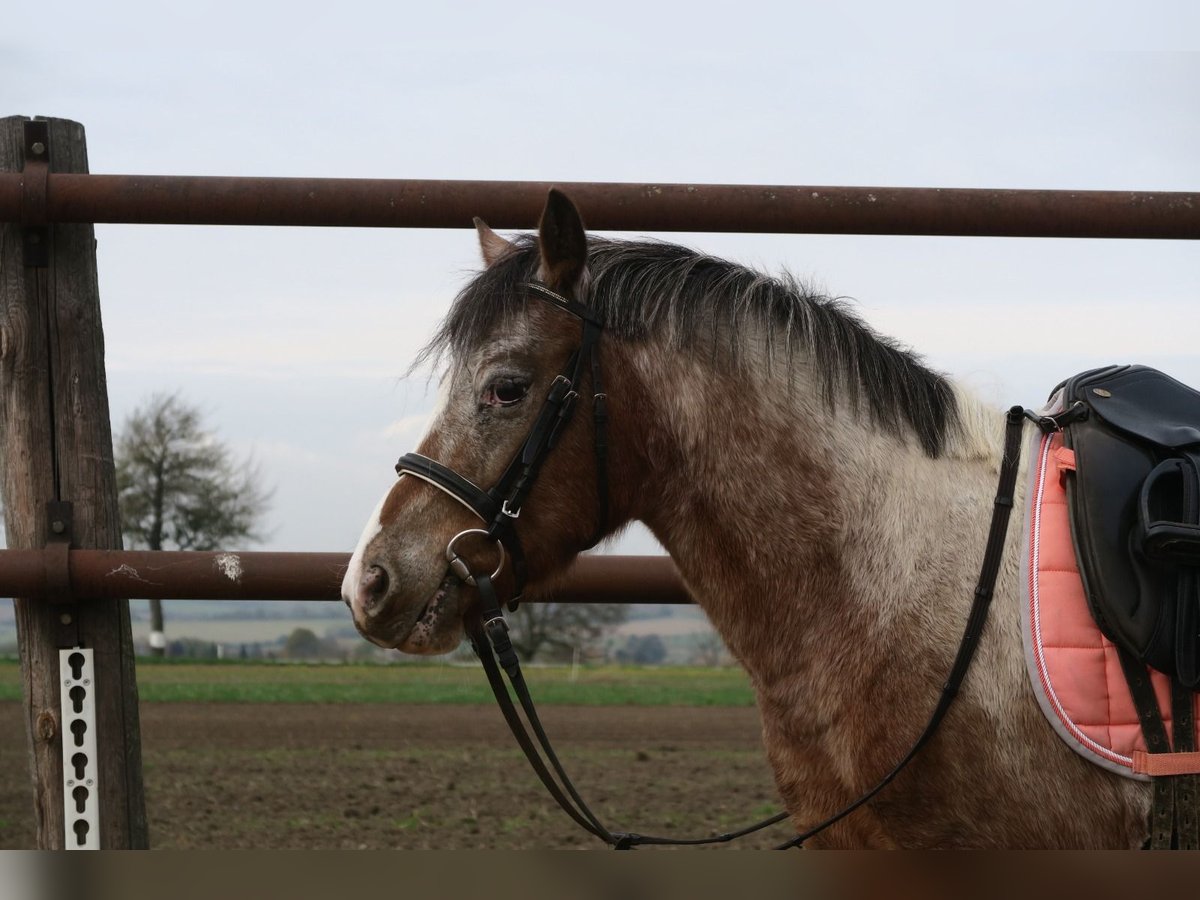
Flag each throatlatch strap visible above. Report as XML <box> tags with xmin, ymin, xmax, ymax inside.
<box><xmin>775</xmin><ymin>405</ymin><xmax>1028</xmax><ymax>849</ymax></box>
<box><xmin>588</xmin><ymin>343</ymin><xmax>610</xmax><ymax>548</ymax></box>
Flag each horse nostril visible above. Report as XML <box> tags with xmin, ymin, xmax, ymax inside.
<box><xmin>359</xmin><ymin>564</ymin><xmax>390</xmax><ymax>611</ymax></box>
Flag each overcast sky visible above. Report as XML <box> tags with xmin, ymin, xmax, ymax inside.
<box><xmin>2</xmin><ymin>5</ymin><xmax>1198</xmax><ymax>557</ymax></box>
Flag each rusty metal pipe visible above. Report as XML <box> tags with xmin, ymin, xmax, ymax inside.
<box><xmin>0</xmin><ymin>549</ymin><xmax>691</xmax><ymax>605</ymax></box>
<box><xmin>0</xmin><ymin>172</ymin><xmax>1197</xmax><ymax>238</ymax></box>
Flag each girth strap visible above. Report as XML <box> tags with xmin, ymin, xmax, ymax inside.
<box><xmin>1118</xmin><ymin>648</ymin><xmax>1200</xmax><ymax>849</ymax></box>
<box><xmin>1170</xmin><ymin>679</ymin><xmax>1199</xmax><ymax>849</ymax></box>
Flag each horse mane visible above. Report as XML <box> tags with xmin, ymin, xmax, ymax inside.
<box><xmin>419</xmin><ymin>235</ymin><xmax>960</xmax><ymax>457</ymax></box>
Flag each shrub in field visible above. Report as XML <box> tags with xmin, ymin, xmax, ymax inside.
<box><xmin>614</xmin><ymin>634</ymin><xmax>667</xmax><ymax>665</ymax></box>
<box><xmin>283</xmin><ymin>627</ymin><xmax>342</xmax><ymax>660</ymax></box>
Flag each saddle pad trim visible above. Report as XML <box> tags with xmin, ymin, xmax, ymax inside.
<box><xmin>1020</xmin><ymin>429</ymin><xmax>1141</xmax><ymax>779</ymax></box>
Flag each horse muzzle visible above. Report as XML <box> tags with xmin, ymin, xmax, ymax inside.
<box><xmin>349</xmin><ymin>561</ymin><xmax>465</xmax><ymax>653</ymax></box>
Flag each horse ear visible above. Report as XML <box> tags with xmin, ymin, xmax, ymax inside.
<box><xmin>474</xmin><ymin>217</ymin><xmax>515</xmax><ymax>267</ymax></box>
<box><xmin>537</xmin><ymin>189</ymin><xmax>588</xmax><ymax>293</ymax></box>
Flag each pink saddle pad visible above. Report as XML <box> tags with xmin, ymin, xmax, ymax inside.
<box><xmin>1021</xmin><ymin>429</ymin><xmax>1200</xmax><ymax>780</ymax></box>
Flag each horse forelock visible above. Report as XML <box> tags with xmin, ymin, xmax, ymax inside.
<box><xmin>418</xmin><ymin>234</ymin><xmax>961</xmax><ymax>458</ymax></box>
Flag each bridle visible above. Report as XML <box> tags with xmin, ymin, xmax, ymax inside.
<box><xmin>390</xmin><ymin>278</ymin><xmax>1031</xmax><ymax>849</ymax></box>
<box><xmin>394</xmin><ymin>280</ymin><xmax>609</xmax><ymax>609</ymax></box>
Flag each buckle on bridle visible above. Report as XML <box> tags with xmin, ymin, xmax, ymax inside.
<box><xmin>547</xmin><ymin>374</ymin><xmax>573</xmax><ymax>401</ymax></box>
<box><xmin>501</xmin><ymin>499</ymin><xmax>521</xmax><ymax>519</ymax></box>
<box><xmin>483</xmin><ymin>614</ymin><xmax>509</xmax><ymax>634</ymax></box>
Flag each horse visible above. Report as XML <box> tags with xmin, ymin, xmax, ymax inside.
<box><xmin>342</xmin><ymin>189</ymin><xmax>1151</xmax><ymax>848</ymax></box>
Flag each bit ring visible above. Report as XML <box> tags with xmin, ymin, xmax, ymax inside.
<box><xmin>445</xmin><ymin>528</ymin><xmax>506</xmax><ymax>586</ymax></box>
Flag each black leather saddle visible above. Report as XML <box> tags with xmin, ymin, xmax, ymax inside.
<box><xmin>1058</xmin><ymin>365</ymin><xmax>1200</xmax><ymax>688</ymax></box>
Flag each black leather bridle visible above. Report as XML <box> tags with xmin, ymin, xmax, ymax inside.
<box><xmin>391</xmin><ymin>278</ymin><xmax>1031</xmax><ymax>849</ymax></box>
<box><xmin>394</xmin><ymin>281</ymin><xmax>609</xmax><ymax>609</ymax></box>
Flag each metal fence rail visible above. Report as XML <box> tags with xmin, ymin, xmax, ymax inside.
<box><xmin>0</xmin><ymin>549</ymin><xmax>690</xmax><ymax>605</ymax></box>
<box><xmin>3</xmin><ymin>172</ymin><xmax>1198</xmax><ymax>237</ymax></box>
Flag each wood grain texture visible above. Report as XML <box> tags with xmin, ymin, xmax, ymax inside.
<box><xmin>0</xmin><ymin>115</ymin><xmax>147</xmax><ymax>848</ymax></box>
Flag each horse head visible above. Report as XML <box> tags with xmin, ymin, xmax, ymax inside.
<box><xmin>343</xmin><ymin>190</ymin><xmax>617</xmax><ymax>652</ymax></box>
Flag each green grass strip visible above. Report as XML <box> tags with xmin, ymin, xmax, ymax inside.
<box><xmin>0</xmin><ymin>658</ymin><xmax>754</xmax><ymax>706</ymax></box>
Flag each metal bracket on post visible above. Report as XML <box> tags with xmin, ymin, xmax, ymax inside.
<box><xmin>21</xmin><ymin>120</ymin><xmax>49</xmax><ymax>268</ymax></box>
<box><xmin>46</xmin><ymin>500</ymin><xmax>79</xmax><ymax>649</ymax></box>
<box><xmin>58</xmin><ymin>647</ymin><xmax>99</xmax><ymax>849</ymax></box>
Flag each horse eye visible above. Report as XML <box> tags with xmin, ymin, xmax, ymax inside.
<box><xmin>485</xmin><ymin>377</ymin><xmax>530</xmax><ymax>407</ymax></box>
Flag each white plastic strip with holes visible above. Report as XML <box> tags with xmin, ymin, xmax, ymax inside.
<box><xmin>59</xmin><ymin>648</ymin><xmax>99</xmax><ymax>849</ymax></box>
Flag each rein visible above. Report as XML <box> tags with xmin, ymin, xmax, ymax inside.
<box><xmin>393</xmin><ymin>279</ymin><xmax>1031</xmax><ymax>849</ymax></box>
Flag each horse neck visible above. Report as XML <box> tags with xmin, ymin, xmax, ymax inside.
<box><xmin>606</xmin><ymin>340</ymin><xmax>1007</xmax><ymax>694</ymax></box>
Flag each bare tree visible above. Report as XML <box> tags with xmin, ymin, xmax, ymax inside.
<box><xmin>115</xmin><ymin>393</ymin><xmax>271</xmax><ymax>655</ymax></box>
<box><xmin>508</xmin><ymin>601</ymin><xmax>628</xmax><ymax>662</ymax></box>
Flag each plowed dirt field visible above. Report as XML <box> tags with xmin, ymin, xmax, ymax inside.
<box><xmin>0</xmin><ymin>702</ymin><xmax>788</xmax><ymax>849</ymax></box>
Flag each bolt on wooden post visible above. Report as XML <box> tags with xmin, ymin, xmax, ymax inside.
<box><xmin>0</xmin><ymin>116</ymin><xmax>148</xmax><ymax>848</ymax></box>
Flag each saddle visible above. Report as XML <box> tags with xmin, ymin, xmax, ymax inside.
<box><xmin>1055</xmin><ymin>365</ymin><xmax>1200</xmax><ymax>849</ymax></box>
<box><xmin>1058</xmin><ymin>365</ymin><xmax>1200</xmax><ymax>688</ymax></box>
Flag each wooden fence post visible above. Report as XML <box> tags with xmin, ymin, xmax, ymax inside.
<box><xmin>0</xmin><ymin>115</ymin><xmax>148</xmax><ymax>848</ymax></box>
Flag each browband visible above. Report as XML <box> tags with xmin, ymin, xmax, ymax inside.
<box><xmin>521</xmin><ymin>281</ymin><xmax>603</xmax><ymax>326</ymax></box>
